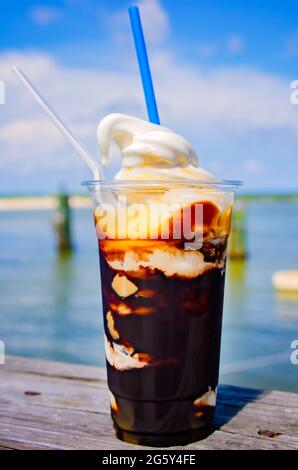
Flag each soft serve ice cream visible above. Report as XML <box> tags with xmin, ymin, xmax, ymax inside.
<box><xmin>97</xmin><ymin>113</ymin><xmax>214</xmax><ymax>182</ymax></box>
<box><xmin>95</xmin><ymin>113</ymin><xmax>232</xmax><ymax>245</ymax></box>
<box><xmin>95</xmin><ymin>113</ymin><xmax>232</xmax><ymax>287</ymax></box>
<box><xmin>93</xmin><ymin>113</ymin><xmax>235</xmax><ymax>442</ymax></box>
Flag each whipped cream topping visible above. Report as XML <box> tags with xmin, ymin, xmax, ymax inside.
<box><xmin>97</xmin><ymin>113</ymin><xmax>214</xmax><ymax>181</ymax></box>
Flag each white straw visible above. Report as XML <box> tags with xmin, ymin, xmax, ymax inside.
<box><xmin>12</xmin><ymin>66</ymin><xmax>103</xmax><ymax>180</ymax></box>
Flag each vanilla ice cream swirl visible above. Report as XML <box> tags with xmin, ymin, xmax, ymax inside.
<box><xmin>97</xmin><ymin>113</ymin><xmax>214</xmax><ymax>181</ymax></box>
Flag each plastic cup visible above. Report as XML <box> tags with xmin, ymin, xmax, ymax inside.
<box><xmin>83</xmin><ymin>179</ymin><xmax>241</xmax><ymax>446</ymax></box>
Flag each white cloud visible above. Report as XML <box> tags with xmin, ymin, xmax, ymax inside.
<box><xmin>0</xmin><ymin>80</ymin><xmax>5</xmax><ymax>104</ymax></box>
<box><xmin>243</xmin><ymin>159</ymin><xmax>264</xmax><ymax>173</ymax></box>
<box><xmin>151</xmin><ymin>51</ymin><xmax>298</xmax><ymax>134</ymax></box>
<box><xmin>0</xmin><ymin>43</ymin><xmax>297</xmax><ymax>190</ymax></box>
<box><xmin>29</xmin><ymin>6</ymin><xmax>63</xmax><ymax>26</ymax></box>
<box><xmin>101</xmin><ymin>0</ymin><xmax>169</xmax><ymax>45</ymax></box>
<box><xmin>0</xmin><ymin>118</ymin><xmax>65</xmax><ymax>173</ymax></box>
<box><xmin>284</xmin><ymin>32</ymin><xmax>298</xmax><ymax>57</ymax></box>
<box><xmin>197</xmin><ymin>43</ymin><xmax>218</xmax><ymax>58</ymax></box>
<box><xmin>227</xmin><ymin>34</ymin><xmax>244</xmax><ymax>55</ymax></box>
<box><xmin>136</xmin><ymin>0</ymin><xmax>169</xmax><ymax>44</ymax></box>
<box><xmin>0</xmin><ymin>119</ymin><xmax>59</xmax><ymax>144</ymax></box>
<box><xmin>209</xmin><ymin>161</ymin><xmax>224</xmax><ymax>173</ymax></box>
<box><xmin>0</xmin><ymin>0</ymin><xmax>295</xmax><ymax>191</ymax></box>
<box><xmin>0</xmin><ymin>50</ymin><xmax>142</xmax><ymax>179</ymax></box>
<box><xmin>198</xmin><ymin>34</ymin><xmax>244</xmax><ymax>58</ymax></box>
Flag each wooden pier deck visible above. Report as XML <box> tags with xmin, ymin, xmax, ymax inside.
<box><xmin>0</xmin><ymin>355</ymin><xmax>297</xmax><ymax>450</ymax></box>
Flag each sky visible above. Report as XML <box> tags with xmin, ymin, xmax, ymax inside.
<box><xmin>1</xmin><ymin>0</ymin><xmax>298</xmax><ymax>194</ymax></box>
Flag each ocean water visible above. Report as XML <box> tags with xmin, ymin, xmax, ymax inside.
<box><xmin>0</xmin><ymin>202</ymin><xmax>298</xmax><ymax>392</ymax></box>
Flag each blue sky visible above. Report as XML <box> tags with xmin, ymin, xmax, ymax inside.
<box><xmin>1</xmin><ymin>0</ymin><xmax>298</xmax><ymax>193</ymax></box>
<box><xmin>3</xmin><ymin>0</ymin><xmax>298</xmax><ymax>75</ymax></box>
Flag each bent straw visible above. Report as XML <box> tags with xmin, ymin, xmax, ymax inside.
<box><xmin>128</xmin><ymin>6</ymin><xmax>160</xmax><ymax>124</ymax></box>
<box><xmin>12</xmin><ymin>66</ymin><xmax>103</xmax><ymax>180</ymax></box>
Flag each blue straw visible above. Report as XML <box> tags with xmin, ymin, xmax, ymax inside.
<box><xmin>128</xmin><ymin>6</ymin><xmax>160</xmax><ymax>124</ymax></box>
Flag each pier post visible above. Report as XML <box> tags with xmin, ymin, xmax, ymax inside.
<box><xmin>52</xmin><ymin>193</ymin><xmax>73</xmax><ymax>253</ymax></box>
<box><xmin>229</xmin><ymin>200</ymin><xmax>247</xmax><ymax>259</ymax></box>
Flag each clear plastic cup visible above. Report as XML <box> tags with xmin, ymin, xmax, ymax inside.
<box><xmin>83</xmin><ymin>179</ymin><xmax>241</xmax><ymax>446</ymax></box>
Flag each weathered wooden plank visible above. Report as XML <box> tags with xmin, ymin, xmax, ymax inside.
<box><xmin>0</xmin><ymin>371</ymin><xmax>109</xmax><ymax>414</ymax></box>
<box><xmin>0</xmin><ymin>421</ymin><xmax>142</xmax><ymax>450</ymax></box>
<box><xmin>4</xmin><ymin>355</ymin><xmax>106</xmax><ymax>382</ymax></box>
<box><xmin>3</xmin><ymin>371</ymin><xmax>297</xmax><ymax>439</ymax></box>
<box><xmin>1</xmin><ymin>356</ymin><xmax>298</xmax><ymax>450</ymax></box>
<box><xmin>1</xmin><ymin>401</ymin><xmax>295</xmax><ymax>451</ymax></box>
<box><xmin>0</xmin><ymin>437</ymin><xmax>61</xmax><ymax>451</ymax></box>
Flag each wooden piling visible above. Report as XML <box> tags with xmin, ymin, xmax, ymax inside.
<box><xmin>229</xmin><ymin>200</ymin><xmax>247</xmax><ymax>259</ymax></box>
<box><xmin>52</xmin><ymin>193</ymin><xmax>73</xmax><ymax>253</ymax></box>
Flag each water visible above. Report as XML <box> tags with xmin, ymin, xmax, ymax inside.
<box><xmin>0</xmin><ymin>202</ymin><xmax>298</xmax><ymax>392</ymax></box>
